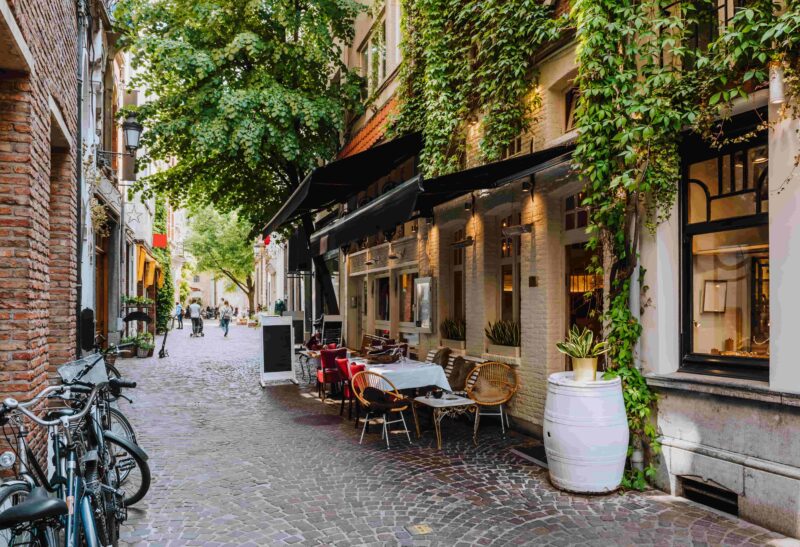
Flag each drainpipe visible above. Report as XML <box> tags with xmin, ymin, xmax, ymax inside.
<box><xmin>75</xmin><ymin>0</ymin><xmax>87</xmax><ymax>357</ymax></box>
<box><xmin>629</xmin><ymin>218</ymin><xmax>645</xmax><ymax>474</ymax></box>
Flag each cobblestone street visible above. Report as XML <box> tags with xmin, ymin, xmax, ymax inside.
<box><xmin>116</xmin><ymin>323</ymin><xmax>793</xmax><ymax>546</ymax></box>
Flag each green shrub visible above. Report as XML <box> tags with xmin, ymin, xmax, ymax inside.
<box><xmin>484</xmin><ymin>320</ymin><xmax>520</xmax><ymax>347</ymax></box>
<box><xmin>440</xmin><ymin>318</ymin><xmax>466</xmax><ymax>341</ymax></box>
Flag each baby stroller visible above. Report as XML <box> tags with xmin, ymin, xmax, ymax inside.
<box><xmin>190</xmin><ymin>315</ymin><xmax>205</xmax><ymax>337</ymax></box>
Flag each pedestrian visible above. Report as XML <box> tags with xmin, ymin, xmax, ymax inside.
<box><xmin>234</xmin><ymin>306</ymin><xmax>239</xmax><ymax>318</ymax></box>
<box><xmin>220</xmin><ymin>300</ymin><xmax>233</xmax><ymax>337</ymax></box>
<box><xmin>189</xmin><ymin>298</ymin><xmax>203</xmax><ymax>336</ymax></box>
<box><xmin>175</xmin><ymin>301</ymin><xmax>183</xmax><ymax>329</ymax></box>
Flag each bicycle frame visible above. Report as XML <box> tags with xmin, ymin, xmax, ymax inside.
<box><xmin>5</xmin><ymin>401</ymin><xmax>107</xmax><ymax>547</ymax></box>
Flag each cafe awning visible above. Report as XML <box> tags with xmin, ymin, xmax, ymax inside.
<box><xmin>262</xmin><ymin>132</ymin><xmax>423</xmax><ymax>236</ymax></box>
<box><xmin>415</xmin><ymin>143</ymin><xmax>575</xmax><ymax>216</ymax></box>
<box><xmin>309</xmin><ymin>175</ymin><xmax>423</xmax><ymax>255</ymax></box>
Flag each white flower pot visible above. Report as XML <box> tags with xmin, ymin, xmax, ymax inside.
<box><xmin>544</xmin><ymin>372</ymin><xmax>629</xmax><ymax>493</ymax></box>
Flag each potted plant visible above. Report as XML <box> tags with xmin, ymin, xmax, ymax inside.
<box><xmin>485</xmin><ymin>320</ymin><xmax>521</xmax><ymax>358</ymax></box>
<box><xmin>555</xmin><ymin>325</ymin><xmax>609</xmax><ymax>381</ymax></box>
<box><xmin>135</xmin><ymin>333</ymin><xmax>155</xmax><ymax>358</ymax></box>
<box><xmin>440</xmin><ymin>318</ymin><xmax>466</xmax><ymax>350</ymax></box>
<box><xmin>118</xmin><ymin>336</ymin><xmax>137</xmax><ymax>358</ymax></box>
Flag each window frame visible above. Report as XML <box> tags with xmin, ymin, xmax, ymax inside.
<box><xmin>498</xmin><ymin>214</ymin><xmax>522</xmax><ymax>323</ymax></box>
<box><xmin>679</xmin><ymin>130</ymin><xmax>769</xmax><ymax>381</ymax></box>
<box><xmin>374</xmin><ymin>275</ymin><xmax>391</xmax><ymax>324</ymax></box>
<box><xmin>397</xmin><ymin>269</ymin><xmax>418</xmax><ymax>327</ymax></box>
<box><xmin>451</xmin><ymin>227</ymin><xmax>467</xmax><ymax>321</ymax></box>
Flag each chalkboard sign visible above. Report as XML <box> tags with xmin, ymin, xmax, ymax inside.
<box><xmin>259</xmin><ymin>314</ymin><xmax>297</xmax><ymax>386</ymax></box>
<box><xmin>322</xmin><ymin>314</ymin><xmax>343</xmax><ymax>346</ymax></box>
<box><xmin>285</xmin><ymin>311</ymin><xmax>305</xmax><ymax>345</ymax></box>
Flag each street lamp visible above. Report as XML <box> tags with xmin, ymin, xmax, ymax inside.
<box><xmin>122</xmin><ymin>113</ymin><xmax>144</xmax><ymax>153</ymax></box>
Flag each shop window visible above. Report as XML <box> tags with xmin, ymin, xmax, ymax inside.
<box><xmin>565</xmin><ymin>191</ymin><xmax>589</xmax><ymax>231</ymax></box>
<box><xmin>682</xmin><ymin>137</ymin><xmax>769</xmax><ymax>379</ymax></box>
<box><xmin>565</xmin><ymin>86</ymin><xmax>579</xmax><ymax>132</ymax></box>
<box><xmin>499</xmin><ymin>214</ymin><xmax>521</xmax><ymax>322</ymax></box>
<box><xmin>375</xmin><ymin>276</ymin><xmax>390</xmax><ymax>321</ymax></box>
<box><xmin>398</xmin><ymin>272</ymin><xmax>417</xmax><ymax>324</ymax></box>
<box><xmin>452</xmin><ymin>228</ymin><xmax>465</xmax><ymax>321</ymax></box>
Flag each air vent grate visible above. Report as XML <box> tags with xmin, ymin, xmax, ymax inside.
<box><xmin>681</xmin><ymin>477</ymin><xmax>739</xmax><ymax>516</ymax></box>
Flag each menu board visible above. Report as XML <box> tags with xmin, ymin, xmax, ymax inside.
<box><xmin>259</xmin><ymin>314</ymin><xmax>297</xmax><ymax>386</ymax></box>
<box><xmin>322</xmin><ymin>314</ymin><xmax>343</xmax><ymax>346</ymax></box>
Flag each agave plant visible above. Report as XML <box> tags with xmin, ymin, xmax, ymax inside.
<box><xmin>485</xmin><ymin>320</ymin><xmax>521</xmax><ymax>347</ymax></box>
<box><xmin>556</xmin><ymin>325</ymin><xmax>609</xmax><ymax>358</ymax></box>
<box><xmin>440</xmin><ymin>318</ymin><xmax>466</xmax><ymax>341</ymax></box>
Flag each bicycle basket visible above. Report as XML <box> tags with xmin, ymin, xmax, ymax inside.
<box><xmin>57</xmin><ymin>355</ymin><xmax>109</xmax><ymax>386</ymax></box>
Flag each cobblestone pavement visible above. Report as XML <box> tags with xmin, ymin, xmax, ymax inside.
<box><xmin>117</xmin><ymin>321</ymin><xmax>793</xmax><ymax>546</ymax></box>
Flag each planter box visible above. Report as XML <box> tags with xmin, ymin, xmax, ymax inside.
<box><xmin>441</xmin><ymin>338</ymin><xmax>466</xmax><ymax>351</ymax></box>
<box><xmin>486</xmin><ymin>344</ymin><xmax>521</xmax><ymax>358</ymax></box>
<box><xmin>136</xmin><ymin>347</ymin><xmax>154</xmax><ymax>358</ymax></box>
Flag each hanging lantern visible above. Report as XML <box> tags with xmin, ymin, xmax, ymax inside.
<box><xmin>769</xmin><ymin>60</ymin><xmax>785</xmax><ymax>105</ymax></box>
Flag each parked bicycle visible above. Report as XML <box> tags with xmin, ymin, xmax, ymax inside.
<box><xmin>0</xmin><ymin>353</ymin><xmax>150</xmax><ymax>546</ymax></box>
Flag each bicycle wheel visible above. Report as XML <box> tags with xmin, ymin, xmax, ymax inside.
<box><xmin>108</xmin><ymin>407</ymin><xmax>138</xmax><ymax>445</ymax></box>
<box><xmin>106</xmin><ymin>436</ymin><xmax>150</xmax><ymax>506</ymax></box>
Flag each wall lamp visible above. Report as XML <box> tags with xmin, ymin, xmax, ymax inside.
<box><xmin>502</xmin><ymin>223</ymin><xmax>533</xmax><ymax>237</ymax></box>
<box><xmin>450</xmin><ymin>236</ymin><xmax>474</xmax><ymax>249</ymax></box>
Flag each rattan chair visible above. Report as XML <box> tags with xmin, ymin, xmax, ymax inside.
<box><xmin>351</xmin><ymin>371</ymin><xmax>416</xmax><ymax>449</ymax></box>
<box><xmin>465</xmin><ymin>361</ymin><xmax>519</xmax><ymax>435</ymax></box>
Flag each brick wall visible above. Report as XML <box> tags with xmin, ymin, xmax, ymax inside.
<box><xmin>0</xmin><ymin>0</ymin><xmax>78</xmax><ymax>433</ymax></box>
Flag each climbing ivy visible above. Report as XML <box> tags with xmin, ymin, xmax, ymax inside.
<box><xmin>572</xmin><ymin>0</ymin><xmax>800</xmax><ymax>488</ymax></box>
<box><xmin>393</xmin><ymin>0</ymin><xmax>566</xmax><ymax>175</ymax></box>
<box><xmin>393</xmin><ymin>0</ymin><xmax>800</xmax><ymax>489</ymax></box>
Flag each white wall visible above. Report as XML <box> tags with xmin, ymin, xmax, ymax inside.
<box><xmin>768</xmin><ymin>110</ymin><xmax>800</xmax><ymax>392</ymax></box>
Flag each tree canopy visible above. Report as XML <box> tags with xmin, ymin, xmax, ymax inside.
<box><xmin>117</xmin><ymin>0</ymin><xmax>365</xmax><ymax>232</ymax></box>
<box><xmin>185</xmin><ymin>206</ymin><xmax>258</xmax><ymax>311</ymax></box>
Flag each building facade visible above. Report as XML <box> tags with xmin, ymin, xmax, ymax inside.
<box><xmin>267</xmin><ymin>0</ymin><xmax>800</xmax><ymax>538</ymax></box>
<box><xmin>0</xmin><ymin>0</ymin><xmax>79</xmax><ymax>409</ymax></box>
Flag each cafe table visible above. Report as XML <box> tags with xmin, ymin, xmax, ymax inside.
<box><xmin>413</xmin><ymin>394</ymin><xmax>479</xmax><ymax>449</ymax></box>
<box><xmin>352</xmin><ymin>357</ymin><xmax>452</xmax><ymax>391</ymax></box>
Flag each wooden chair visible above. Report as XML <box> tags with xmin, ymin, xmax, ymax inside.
<box><xmin>465</xmin><ymin>361</ymin><xmax>519</xmax><ymax>435</ymax></box>
<box><xmin>351</xmin><ymin>371</ymin><xmax>417</xmax><ymax>449</ymax></box>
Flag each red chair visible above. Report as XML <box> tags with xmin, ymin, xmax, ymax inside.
<box><xmin>348</xmin><ymin>362</ymin><xmax>366</xmax><ymax>426</ymax></box>
<box><xmin>336</xmin><ymin>358</ymin><xmax>352</xmax><ymax>418</ymax></box>
<box><xmin>317</xmin><ymin>348</ymin><xmax>346</xmax><ymax>402</ymax></box>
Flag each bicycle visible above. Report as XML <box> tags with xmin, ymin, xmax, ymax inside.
<box><xmin>0</xmin><ymin>359</ymin><xmax>150</xmax><ymax>545</ymax></box>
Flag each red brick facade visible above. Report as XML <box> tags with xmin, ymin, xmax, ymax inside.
<box><xmin>0</xmin><ymin>0</ymin><xmax>78</xmax><ymax>409</ymax></box>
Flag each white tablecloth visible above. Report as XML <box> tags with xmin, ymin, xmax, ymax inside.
<box><xmin>356</xmin><ymin>359</ymin><xmax>451</xmax><ymax>391</ymax></box>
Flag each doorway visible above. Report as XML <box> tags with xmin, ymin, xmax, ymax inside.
<box><xmin>564</xmin><ymin>243</ymin><xmax>603</xmax><ymax>368</ymax></box>
<box><xmin>95</xmin><ymin>232</ymin><xmax>110</xmax><ymax>346</ymax></box>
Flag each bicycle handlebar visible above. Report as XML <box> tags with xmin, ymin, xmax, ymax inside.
<box><xmin>3</xmin><ymin>385</ymin><xmax>101</xmax><ymax>428</ymax></box>
<box><xmin>17</xmin><ymin>385</ymin><xmax>68</xmax><ymax>408</ymax></box>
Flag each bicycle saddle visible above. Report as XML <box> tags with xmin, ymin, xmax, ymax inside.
<box><xmin>0</xmin><ymin>487</ymin><xmax>67</xmax><ymax>529</ymax></box>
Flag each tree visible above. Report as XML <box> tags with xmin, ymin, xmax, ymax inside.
<box><xmin>185</xmin><ymin>206</ymin><xmax>258</xmax><ymax>314</ymax></box>
<box><xmin>116</xmin><ymin>0</ymin><xmax>364</xmax><ymax>231</ymax></box>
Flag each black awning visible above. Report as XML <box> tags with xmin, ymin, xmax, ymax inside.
<box><xmin>309</xmin><ymin>175</ymin><xmax>423</xmax><ymax>256</ymax></box>
<box><xmin>415</xmin><ymin>143</ymin><xmax>575</xmax><ymax>215</ymax></box>
<box><xmin>262</xmin><ymin>132</ymin><xmax>423</xmax><ymax>236</ymax></box>
<box><xmin>287</xmin><ymin>226</ymin><xmax>312</xmax><ymax>273</ymax></box>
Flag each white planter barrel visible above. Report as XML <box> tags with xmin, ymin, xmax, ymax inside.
<box><xmin>543</xmin><ymin>371</ymin><xmax>629</xmax><ymax>493</ymax></box>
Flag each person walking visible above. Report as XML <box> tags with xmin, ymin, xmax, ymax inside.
<box><xmin>220</xmin><ymin>300</ymin><xmax>233</xmax><ymax>337</ymax></box>
<box><xmin>189</xmin><ymin>298</ymin><xmax>203</xmax><ymax>336</ymax></box>
<box><xmin>175</xmin><ymin>301</ymin><xmax>183</xmax><ymax>329</ymax></box>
